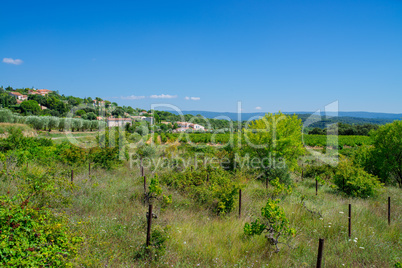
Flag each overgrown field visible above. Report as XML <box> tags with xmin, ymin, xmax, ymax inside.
<box><xmin>1</xmin><ymin>115</ymin><xmax>401</xmax><ymax>267</ymax></box>
<box><xmin>1</xmin><ymin>164</ymin><xmax>400</xmax><ymax>267</ymax></box>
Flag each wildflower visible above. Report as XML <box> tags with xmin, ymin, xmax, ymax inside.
<box><xmin>359</xmin><ymin>247</ymin><xmax>364</xmax><ymax>249</ymax></box>
<box><xmin>339</xmin><ymin>211</ymin><xmax>344</xmax><ymax>214</ymax></box>
<box><xmin>183</xmin><ymin>241</ymin><xmax>186</xmax><ymax>244</ymax></box>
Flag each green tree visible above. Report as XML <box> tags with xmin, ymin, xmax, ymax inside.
<box><xmin>75</xmin><ymin>109</ymin><xmax>86</xmax><ymax>117</ymax></box>
<box><xmin>47</xmin><ymin>116</ymin><xmax>59</xmax><ymax>132</ymax></box>
<box><xmin>334</xmin><ymin>157</ymin><xmax>383</xmax><ymax>197</ymax></box>
<box><xmin>90</xmin><ymin>120</ymin><xmax>99</xmax><ymax>131</ymax></box>
<box><xmin>72</xmin><ymin>119</ymin><xmax>83</xmax><ymax>132</ymax></box>
<box><xmin>369</xmin><ymin>121</ymin><xmax>402</xmax><ymax>187</ymax></box>
<box><xmin>0</xmin><ymin>109</ymin><xmax>15</xmax><ymax>123</ymax></box>
<box><xmin>112</xmin><ymin>107</ymin><xmax>125</xmax><ymax>117</ymax></box>
<box><xmin>86</xmin><ymin>112</ymin><xmax>97</xmax><ymax>120</ymax></box>
<box><xmin>20</xmin><ymin>100</ymin><xmax>41</xmax><ymax>115</ymax></box>
<box><xmin>244</xmin><ymin>112</ymin><xmax>304</xmax><ymax>175</ymax></box>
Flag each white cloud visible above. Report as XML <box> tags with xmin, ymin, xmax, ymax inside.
<box><xmin>150</xmin><ymin>94</ymin><xmax>177</xmax><ymax>99</ymax></box>
<box><xmin>185</xmin><ymin>96</ymin><xmax>200</xmax><ymax>101</ymax></box>
<box><xmin>3</xmin><ymin>58</ymin><xmax>23</xmax><ymax>65</ymax></box>
<box><xmin>255</xmin><ymin>106</ymin><xmax>262</xmax><ymax>110</ymax></box>
<box><xmin>121</xmin><ymin>95</ymin><xmax>145</xmax><ymax>100</ymax></box>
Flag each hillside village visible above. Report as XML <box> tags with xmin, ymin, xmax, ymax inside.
<box><xmin>0</xmin><ymin>86</ymin><xmax>213</xmax><ymax>132</ymax></box>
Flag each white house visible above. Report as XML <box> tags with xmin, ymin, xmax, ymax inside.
<box><xmin>176</xmin><ymin>122</ymin><xmax>205</xmax><ymax>131</ymax></box>
<box><xmin>106</xmin><ymin>118</ymin><xmax>132</xmax><ymax>127</ymax></box>
<box><xmin>8</xmin><ymin>91</ymin><xmax>28</xmax><ymax>101</ymax></box>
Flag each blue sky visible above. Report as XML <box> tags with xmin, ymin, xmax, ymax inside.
<box><xmin>1</xmin><ymin>0</ymin><xmax>401</xmax><ymax>113</ymax></box>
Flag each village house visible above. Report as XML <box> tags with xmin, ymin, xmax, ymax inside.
<box><xmin>27</xmin><ymin>89</ymin><xmax>53</xmax><ymax>96</ymax></box>
<box><xmin>106</xmin><ymin>118</ymin><xmax>132</xmax><ymax>127</ymax></box>
<box><xmin>8</xmin><ymin>91</ymin><xmax>28</xmax><ymax>101</ymax></box>
<box><xmin>173</xmin><ymin>122</ymin><xmax>205</xmax><ymax>132</ymax></box>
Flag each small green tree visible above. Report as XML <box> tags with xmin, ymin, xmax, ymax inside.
<box><xmin>47</xmin><ymin>116</ymin><xmax>59</xmax><ymax>132</ymax></box>
<box><xmin>58</xmin><ymin>118</ymin><xmax>65</xmax><ymax>131</ymax></box>
<box><xmin>40</xmin><ymin>116</ymin><xmax>50</xmax><ymax>131</ymax></box>
<box><xmin>334</xmin><ymin>157</ymin><xmax>383</xmax><ymax>197</ymax></box>
<box><xmin>244</xmin><ymin>112</ymin><xmax>304</xmax><ymax>182</ymax></box>
<box><xmin>90</xmin><ymin>120</ymin><xmax>99</xmax><ymax>131</ymax></box>
<box><xmin>81</xmin><ymin>120</ymin><xmax>91</xmax><ymax>131</ymax></box>
<box><xmin>72</xmin><ymin>119</ymin><xmax>83</xmax><ymax>132</ymax></box>
<box><xmin>244</xmin><ymin>199</ymin><xmax>295</xmax><ymax>252</ymax></box>
<box><xmin>0</xmin><ymin>109</ymin><xmax>15</xmax><ymax>123</ymax></box>
<box><xmin>369</xmin><ymin>121</ymin><xmax>402</xmax><ymax>187</ymax></box>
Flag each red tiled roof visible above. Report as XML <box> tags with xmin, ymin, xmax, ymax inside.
<box><xmin>9</xmin><ymin>92</ymin><xmax>23</xmax><ymax>96</ymax></box>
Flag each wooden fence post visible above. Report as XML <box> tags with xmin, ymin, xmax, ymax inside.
<box><xmin>388</xmin><ymin>197</ymin><xmax>391</xmax><ymax>225</ymax></box>
<box><xmin>141</xmin><ymin>158</ymin><xmax>144</xmax><ymax>177</ymax></box>
<box><xmin>71</xmin><ymin>170</ymin><xmax>74</xmax><ymax>183</ymax></box>
<box><xmin>239</xmin><ymin>189</ymin><xmax>242</xmax><ymax>218</ymax></box>
<box><xmin>146</xmin><ymin>204</ymin><xmax>153</xmax><ymax>247</ymax></box>
<box><xmin>144</xmin><ymin>175</ymin><xmax>147</xmax><ymax>194</ymax></box>
<box><xmin>316</xmin><ymin>177</ymin><xmax>318</xmax><ymax>196</ymax></box>
<box><xmin>89</xmin><ymin>162</ymin><xmax>91</xmax><ymax>176</ymax></box>
<box><xmin>316</xmin><ymin>238</ymin><xmax>325</xmax><ymax>268</ymax></box>
<box><xmin>348</xmin><ymin>204</ymin><xmax>352</xmax><ymax>238</ymax></box>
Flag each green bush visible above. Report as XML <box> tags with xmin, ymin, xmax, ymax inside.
<box><xmin>244</xmin><ymin>199</ymin><xmax>295</xmax><ymax>252</ymax></box>
<box><xmin>134</xmin><ymin>225</ymin><xmax>170</xmax><ymax>261</ymax></box>
<box><xmin>303</xmin><ymin>162</ymin><xmax>335</xmax><ymax>180</ymax></box>
<box><xmin>0</xmin><ymin>195</ymin><xmax>82</xmax><ymax>267</ymax></box>
<box><xmin>333</xmin><ymin>157</ymin><xmax>383</xmax><ymax>198</ymax></box>
<box><xmin>160</xmin><ymin>167</ymin><xmax>241</xmax><ymax>215</ymax></box>
<box><xmin>264</xmin><ymin>165</ymin><xmax>292</xmax><ymax>185</ymax></box>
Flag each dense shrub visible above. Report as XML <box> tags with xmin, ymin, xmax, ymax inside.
<box><xmin>0</xmin><ymin>128</ymin><xmax>53</xmax><ymax>152</ymax></box>
<box><xmin>0</xmin><ymin>195</ymin><xmax>82</xmax><ymax>267</ymax></box>
<box><xmin>263</xmin><ymin>165</ymin><xmax>292</xmax><ymax>185</ymax></box>
<box><xmin>159</xmin><ymin>167</ymin><xmax>241</xmax><ymax>215</ymax></box>
<box><xmin>303</xmin><ymin>162</ymin><xmax>335</xmax><ymax>180</ymax></box>
<box><xmin>333</xmin><ymin>157</ymin><xmax>383</xmax><ymax>198</ymax></box>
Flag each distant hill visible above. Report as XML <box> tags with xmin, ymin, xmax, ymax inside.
<box><xmin>165</xmin><ymin>110</ymin><xmax>400</xmax><ymax>126</ymax></box>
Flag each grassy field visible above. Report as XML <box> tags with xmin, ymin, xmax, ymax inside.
<box><xmin>2</xmin><ymin>164</ymin><xmax>399</xmax><ymax>267</ymax></box>
<box><xmin>0</xmin><ymin>124</ymin><xmax>400</xmax><ymax>267</ymax></box>
<box><xmin>0</xmin><ymin>123</ymin><xmax>36</xmax><ymax>136</ymax></box>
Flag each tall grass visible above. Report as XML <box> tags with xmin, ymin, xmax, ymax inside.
<box><xmin>1</xmin><ymin>163</ymin><xmax>400</xmax><ymax>267</ymax></box>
